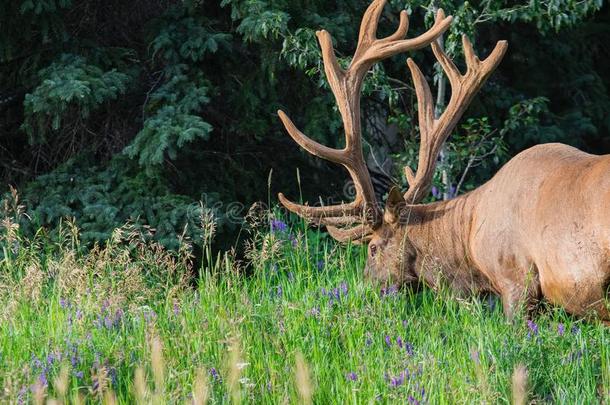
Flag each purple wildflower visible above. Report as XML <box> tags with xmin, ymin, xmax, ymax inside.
<box><xmin>37</xmin><ymin>371</ymin><xmax>48</xmax><ymax>387</ymax></box>
<box><xmin>571</xmin><ymin>325</ymin><xmax>580</xmax><ymax>334</ymax></box>
<box><xmin>210</xmin><ymin>367</ymin><xmax>220</xmax><ymax>380</ymax></box>
<box><xmin>389</xmin><ymin>370</ymin><xmax>408</xmax><ymax>388</ymax></box>
<box><xmin>270</xmin><ymin>219</ymin><xmax>288</xmax><ymax>233</ymax></box>
<box><xmin>73</xmin><ymin>370</ymin><xmax>84</xmax><ymax>379</ymax></box>
<box><xmin>527</xmin><ymin>320</ymin><xmax>539</xmax><ymax>337</ymax></box>
<box><xmin>397</xmin><ymin>337</ymin><xmax>404</xmax><ymax>349</ymax></box>
<box><xmin>173</xmin><ymin>301</ymin><xmax>180</xmax><ymax>316</ymax></box>
<box><xmin>557</xmin><ymin>323</ymin><xmax>565</xmax><ymax>336</ymax></box>
<box><xmin>316</xmin><ymin>260</ymin><xmax>325</xmax><ymax>271</ymax></box>
<box><xmin>340</xmin><ymin>281</ymin><xmax>348</xmax><ymax>296</ymax></box>
<box><xmin>381</xmin><ymin>285</ymin><xmax>398</xmax><ymax>297</ymax></box>
<box><xmin>405</xmin><ymin>342</ymin><xmax>414</xmax><ymax>356</ymax></box>
<box><xmin>59</xmin><ymin>298</ymin><xmax>68</xmax><ymax>309</ymax></box>
<box><xmin>385</xmin><ymin>335</ymin><xmax>392</xmax><ymax>347</ymax></box>
<box><xmin>365</xmin><ymin>335</ymin><xmax>373</xmax><ymax>346</ymax></box>
<box><xmin>346</xmin><ymin>372</ymin><xmax>358</xmax><ymax>381</ymax></box>
<box><xmin>431</xmin><ymin>186</ymin><xmax>441</xmax><ymax>199</ymax></box>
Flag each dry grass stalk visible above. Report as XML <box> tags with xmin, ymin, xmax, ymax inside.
<box><xmin>295</xmin><ymin>352</ymin><xmax>313</xmax><ymax>405</ymax></box>
<box><xmin>134</xmin><ymin>366</ymin><xmax>148</xmax><ymax>404</ymax></box>
<box><xmin>150</xmin><ymin>336</ymin><xmax>165</xmax><ymax>397</ymax></box>
<box><xmin>512</xmin><ymin>364</ymin><xmax>529</xmax><ymax>405</ymax></box>
<box><xmin>227</xmin><ymin>337</ymin><xmax>243</xmax><ymax>404</ymax></box>
<box><xmin>191</xmin><ymin>368</ymin><xmax>209</xmax><ymax>405</ymax></box>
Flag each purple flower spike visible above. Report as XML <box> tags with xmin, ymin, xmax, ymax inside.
<box><xmin>37</xmin><ymin>371</ymin><xmax>48</xmax><ymax>387</ymax></box>
<box><xmin>385</xmin><ymin>335</ymin><xmax>392</xmax><ymax>347</ymax></box>
<box><xmin>527</xmin><ymin>320</ymin><xmax>539</xmax><ymax>337</ymax></box>
<box><xmin>557</xmin><ymin>323</ymin><xmax>565</xmax><ymax>336</ymax></box>
<box><xmin>397</xmin><ymin>337</ymin><xmax>403</xmax><ymax>349</ymax></box>
<box><xmin>210</xmin><ymin>367</ymin><xmax>219</xmax><ymax>380</ymax></box>
<box><xmin>270</xmin><ymin>219</ymin><xmax>288</xmax><ymax>233</ymax></box>
<box><xmin>431</xmin><ymin>186</ymin><xmax>441</xmax><ymax>199</ymax></box>
<box><xmin>405</xmin><ymin>343</ymin><xmax>414</xmax><ymax>356</ymax></box>
<box><xmin>346</xmin><ymin>372</ymin><xmax>358</xmax><ymax>381</ymax></box>
<box><xmin>317</xmin><ymin>260</ymin><xmax>325</xmax><ymax>271</ymax></box>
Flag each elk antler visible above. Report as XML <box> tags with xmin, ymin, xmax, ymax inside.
<box><xmin>403</xmin><ymin>21</ymin><xmax>508</xmax><ymax>203</ymax></box>
<box><xmin>278</xmin><ymin>0</ymin><xmax>452</xmax><ymax>242</ymax></box>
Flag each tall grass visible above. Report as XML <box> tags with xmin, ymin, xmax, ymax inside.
<box><xmin>0</xmin><ymin>195</ymin><xmax>608</xmax><ymax>403</ymax></box>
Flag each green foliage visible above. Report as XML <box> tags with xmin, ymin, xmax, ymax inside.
<box><xmin>124</xmin><ymin>71</ymin><xmax>213</xmax><ymax>168</ymax></box>
<box><xmin>221</xmin><ymin>0</ymin><xmax>291</xmax><ymax>42</ymax></box>
<box><xmin>0</xmin><ymin>0</ymin><xmax>71</xmax><ymax>62</ymax></box>
<box><xmin>17</xmin><ymin>156</ymin><xmax>224</xmax><ymax>250</ymax></box>
<box><xmin>151</xmin><ymin>15</ymin><xmax>232</xmax><ymax>64</ymax></box>
<box><xmin>22</xmin><ymin>54</ymin><xmax>132</xmax><ymax>143</ymax></box>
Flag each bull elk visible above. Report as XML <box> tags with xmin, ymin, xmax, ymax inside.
<box><xmin>277</xmin><ymin>0</ymin><xmax>610</xmax><ymax>322</ymax></box>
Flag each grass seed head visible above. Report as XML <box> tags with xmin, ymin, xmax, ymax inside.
<box><xmin>512</xmin><ymin>364</ymin><xmax>529</xmax><ymax>405</ymax></box>
<box><xmin>295</xmin><ymin>352</ymin><xmax>313</xmax><ymax>405</ymax></box>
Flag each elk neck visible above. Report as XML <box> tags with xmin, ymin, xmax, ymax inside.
<box><xmin>400</xmin><ymin>190</ymin><xmax>492</xmax><ymax>294</ymax></box>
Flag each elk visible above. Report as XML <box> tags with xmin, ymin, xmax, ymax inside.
<box><xmin>277</xmin><ymin>0</ymin><xmax>610</xmax><ymax>322</ymax></box>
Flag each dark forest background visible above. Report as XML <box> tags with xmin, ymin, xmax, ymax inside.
<box><xmin>1</xmin><ymin>0</ymin><xmax>608</xmax><ymax>251</ymax></box>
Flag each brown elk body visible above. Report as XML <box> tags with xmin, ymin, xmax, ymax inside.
<box><xmin>278</xmin><ymin>0</ymin><xmax>610</xmax><ymax>321</ymax></box>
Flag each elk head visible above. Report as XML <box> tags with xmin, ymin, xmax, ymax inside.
<box><xmin>278</xmin><ymin>0</ymin><xmax>507</xmax><ymax>286</ymax></box>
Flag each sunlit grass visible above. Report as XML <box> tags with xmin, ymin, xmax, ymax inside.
<box><xmin>0</xmin><ymin>213</ymin><xmax>608</xmax><ymax>404</ymax></box>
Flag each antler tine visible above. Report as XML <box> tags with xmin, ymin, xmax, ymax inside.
<box><xmin>327</xmin><ymin>224</ymin><xmax>373</xmax><ymax>244</ymax></box>
<box><xmin>403</xmin><ymin>35</ymin><xmax>508</xmax><ymax>203</ymax></box>
<box><xmin>351</xmin><ymin>7</ymin><xmax>452</xmax><ymax>74</ymax></box>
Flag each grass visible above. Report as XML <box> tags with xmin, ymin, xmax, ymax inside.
<box><xmin>0</xmin><ymin>210</ymin><xmax>608</xmax><ymax>404</ymax></box>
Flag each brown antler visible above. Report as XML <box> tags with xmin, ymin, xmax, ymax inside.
<box><xmin>403</xmin><ymin>26</ymin><xmax>508</xmax><ymax>203</ymax></box>
<box><xmin>278</xmin><ymin>0</ymin><xmax>452</xmax><ymax>241</ymax></box>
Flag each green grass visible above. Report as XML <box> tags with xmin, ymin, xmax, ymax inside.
<box><xmin>0</xmin><ymin>217</ymin><xmax>608</xmax><ymax>404</ymax></box>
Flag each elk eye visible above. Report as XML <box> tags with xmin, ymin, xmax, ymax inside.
<box><xmin>370</xmin><ymin>244</ymin><xmax>377</xmax><ymax>257</ymax></box>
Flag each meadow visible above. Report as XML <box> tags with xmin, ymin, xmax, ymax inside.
<box><xmin>0</xmin><ymin>204</ymin><xmax>608</xmax><ymax>404</ymax></box>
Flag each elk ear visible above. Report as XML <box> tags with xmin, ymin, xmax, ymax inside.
<box><xmin>384</xmin><ymin>186</ymin><xmax>405</xmax><ymax>224</ymax></box>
